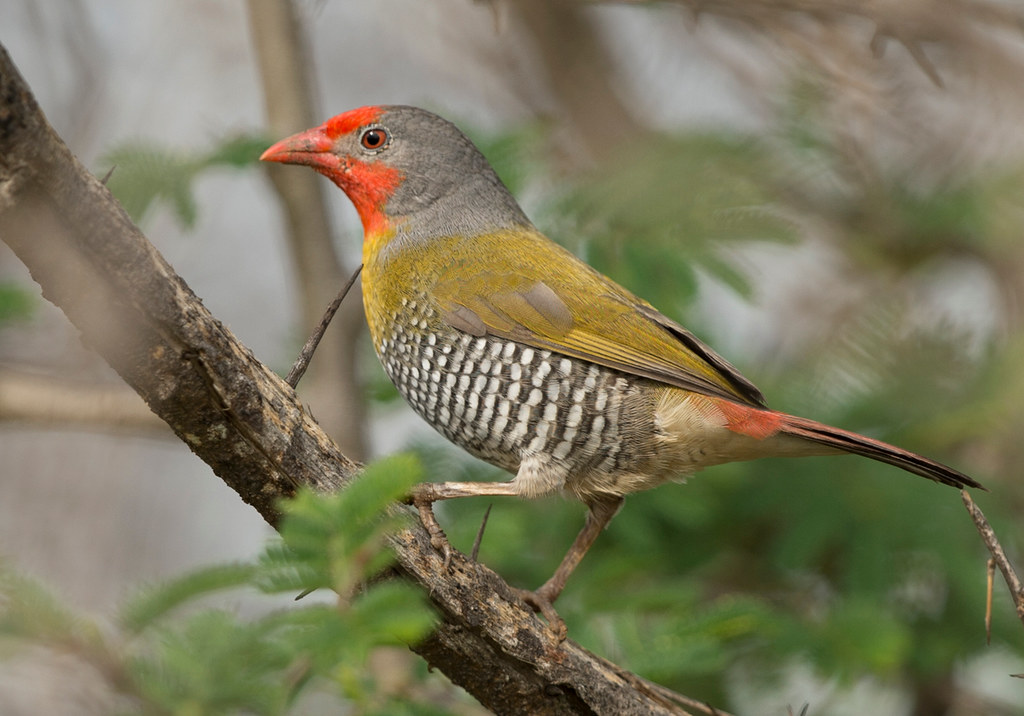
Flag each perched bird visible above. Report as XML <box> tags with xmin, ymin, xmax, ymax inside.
<box><xmin>261</xmin><ymin>106</ymin><xmax>982</xmax><ymax>637</ymax></box>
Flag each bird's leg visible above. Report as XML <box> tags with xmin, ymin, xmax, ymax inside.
<box><xmin>408</xmin><ymin>481</ymin><xmax>521</xmax><ymax>567</ymax></box>
<box><xmin>515</xmin><ymin>495</ymin><xmax>624</xmax><ymax>641</ymax></box>
<box><xmin>410</xmin><ymin>482</ymin><xmax>622</xmax><ymax>642</ymax></box>
<box><xmin>532</xmin><ymin>496</ymin><xmax>624</xmax><ymax>603</ymax></box>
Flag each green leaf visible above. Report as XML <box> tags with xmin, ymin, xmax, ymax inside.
<box><xmin>465</xmin><ymin>120</ymin><xmax>548</xmax><ymax>198</ymax></box>
<box><xmin>593</xmin><ymin>594</ymin><xmax>775</xmax><ymax>683</ymax></box>
<box><xmin>205</xmin><ymin>133</ymin><xmax>274</xmax><ymax>168</ymax></box>
<box><xmin>119</xmin><ymin>562</ymin><xmax>259</xmax><ymax>634</ymax></box>
<box><xmin>0</xmin><ymin>563</ymin><xmax>80</xmax><ymax>642</ymax></box>
<box><xmin>265</xmin><ymin>454</ymin><xmax>421</xmax><ymax>596</ymax></box>
<box><xmin>128</xmin><ymin>610</ymin><xmax>292</xmax><ymax>715</ymax></box>
<box><xmin>347</xmin><ymin>580</ymin><xmax>434</xmax><ymax>646</ymax></box>
<box><xmin>545</xmin><ymin>132</ymin><xmax>794</xmax><ymax>316</ymax></box>
<box><xmin>101</xmin><ymin>131</ymin><xmax>269</xmax><ymax>229</ymax></box>
<box><xmin>103</xmin><ymin>143</ymin><xmax>201</xmax><ymax>227</ymax></box>
<box><xmin>0</xmin><ymin>465</ymin><xmax>435</xmax><ymax>714</ymax></box>
<box><xmin>810</xmin><ymin>600</ymin><xmax>913</xmax><ymax>678</ymax></box>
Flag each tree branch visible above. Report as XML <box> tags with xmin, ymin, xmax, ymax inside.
<box><xmin>0</xmin><ymin>43</ymin><xmax>724</xmax><ymax>715</ymax></box>
<box><xmin>0</xmin><ymin>368</ymin><xmax>166</xmax><ymax>434</ymax></box>
<box><xmin>961</xmin><ymin>490</ymin><xmax>1024</xmax><ymax>630</ymax></box>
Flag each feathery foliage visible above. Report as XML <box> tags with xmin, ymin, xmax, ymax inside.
<box><xmin>103</xmin><ymin>133</ymin><xmax>269</xmax><ymax>228</ymax></box>
<box><xmin>0</xmin><ymin>455</ymin><xmax>436</xmax><ymax>715</ymax></box>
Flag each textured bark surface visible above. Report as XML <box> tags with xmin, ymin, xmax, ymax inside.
<box><xmin>0</xmin><ymin>44</ymin><xmax>725</xmax><ymax>716</ymax></box>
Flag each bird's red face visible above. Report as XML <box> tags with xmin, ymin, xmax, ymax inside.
<box><xmin>263</xmin><ymin>105</ymin><xmax>529</xmax><ymax>247</ymax></box>
<box><xmin>260</xmin><ymin>105</ymin><xmax>404</xmax><ymax>237</ymax></box>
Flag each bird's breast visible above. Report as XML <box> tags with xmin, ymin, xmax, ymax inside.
<box><xmin>370</xmin><ymin>289</ymin><xmax>672</xmax><ymax>490</ymax></box>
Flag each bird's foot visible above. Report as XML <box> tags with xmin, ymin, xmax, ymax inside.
<box><xmin>409</xmin><ymin>484</ymin><xmax>454</xmax><ymax>569</ymax></box>
<box><xmin>514</xmin><ymin>586</ymin><xmax>567</xmax><ymax>643</ymax></box>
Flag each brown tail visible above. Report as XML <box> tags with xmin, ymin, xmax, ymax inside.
<box><xmin>780</xmin><ymin>415</ymin><xmax>984</xmax><ymax>490</ymax></box>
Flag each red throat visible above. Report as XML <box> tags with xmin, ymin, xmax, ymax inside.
<box><xmin>261</xmin><ymin>105</ymin><xmax>404</xmax><ymax>238</ymax></box>
<box><xmin>333</xmin><ymin>158</ymin><xmax>403</xmax><ymax>237</ymax></box>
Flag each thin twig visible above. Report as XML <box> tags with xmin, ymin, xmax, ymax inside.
<box><xmin>471</xmin><ymin>504</ymin><xmax>493</xmax><ymax>562</ymax></box>
<box><xmin>987</xmin><ymin>558</ymin><xmax>995</xmax><ymax>644</ymax></box>
<box><xmin>285</xmin><ymin>264</ymin><xmax>362</xmax><ymax>388</ymax></box>
<box><xmin>961</xmin><ymin>490</ymin><xmax>1024</xmax><ymax>631</ymax></box>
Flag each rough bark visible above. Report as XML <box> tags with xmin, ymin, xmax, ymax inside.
<box><xmin>0</xmin><ymin>43</ymin><xmax>725</xmax><ymax>715</ymax></box>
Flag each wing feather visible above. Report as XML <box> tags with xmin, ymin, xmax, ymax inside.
<box><xmin>432</xmin><ymin>230</ymin><xmax>767</xmax><ymax>407</ymax></box>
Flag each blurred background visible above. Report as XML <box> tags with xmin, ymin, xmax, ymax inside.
<box><xmin>2</xmin><ymin>0</ymin><xmax>1024</xmax><ymax>713</ymax></box>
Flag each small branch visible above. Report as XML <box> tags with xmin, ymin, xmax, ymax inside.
<box><xmin>0</xmin><ymin>368</ymin><xmax>167</xmax><ymax>434</ymax></box>
<box><xmin>603</xmin><ymin>0</ymin><xmax>1024</xmax><ymax>89</ymax></box>
<box><xmin>961</xmin><ymin>490</ymin><xmax>1024</xmax><ymax>630</ymax></box>
<box><xmin>285</xmin><ymin>264</ymin><xmax>362</xmax><ymax>388</ymax></box>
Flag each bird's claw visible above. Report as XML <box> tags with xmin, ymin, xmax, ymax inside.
<box><xmin>410</xmin><ymin>485</ymin><xmax>454</xmax><ymax>569</ymax></box>
<box><xmin>514</xmin><ymin>587</ymin><xmax>567</xmax><ymax>643</ymax></box>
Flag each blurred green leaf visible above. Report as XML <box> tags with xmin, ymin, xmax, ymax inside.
<box><xmin>120</xmin><ymin>562</ymin><xmax>258</xmax><ymax>634</ymax></box>
<box><xmin>0</xmin><ymin>282</ymin><xmax>34</xmax><ymax>323</ymax></box>
<box><xmin>809</xmin><ymin>599</ymin><xmax>913</xmax><ymax>678</ymax></box>
<box><xmin>0</xmin><ymin>563</ymin><xmax>80</xmax><ymax>643</ymax></box>
<box><xmin>546</xmin><ymin>132</ymin><xmax>796</xmax><ymax>316</ymax></box>
<box><xmin>1</xmin><ymin>454</ymin><xmax>435</xmax><ymax>715</ymax></box>
<box><xmin>102</xmin><ymin>131</ymin><xmax>269</xmax><ymax>228</ymax></box>
<box><xmin>466</xmin><ymin>120</ymin><xmax>549</xmax><ymax>198</ymax></box>
<box><xmin>206</xmin><ymin>133</ymin><xmax>275</xmax><ymax>168</ymax></box>
<box><xmin>104</xmin><ymin>143</ymin><xmax>201</xmax><ymax>227</ymax></box>
<box><xmin>266</xmin><ymin>453</ymin><xmax>420</xmax><ymax>597</ymax></box>
<box><xmin>129</xmin><ymin>609</ymin><xmax>293</xmax><ymax>715</ymax></box>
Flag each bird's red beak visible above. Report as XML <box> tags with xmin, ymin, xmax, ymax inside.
<box><xmin>260</xmin><ymin>109</ymin><xmax>402</xmax><ymax>237</ymax></box>
<box><xmin>260</xmin><ymin>126</ymin><xmax>336</xmax><ymax>168</ymax></box>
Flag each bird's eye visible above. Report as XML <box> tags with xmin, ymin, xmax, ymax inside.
<box><xmin>360</xmin><ymin>127</ymin><xmax>389</xmax><ymax>151</ymax></box>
